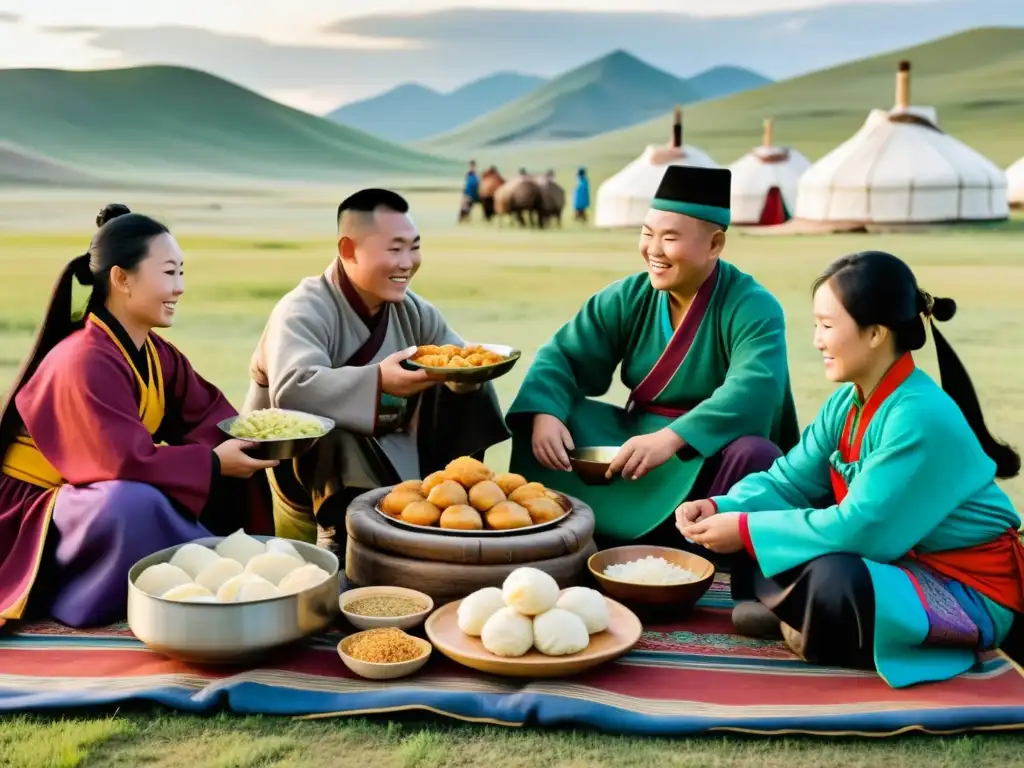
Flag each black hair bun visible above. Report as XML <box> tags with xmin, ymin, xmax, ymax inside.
<box><xmin>96</xmin><ymin>203</ymin><xmax>131</xmax><ymax>228</ymax></box>
<box><xmin>932</xmin><ymin>297</ymin><xmax>956</xmax><ymax>322</ymax></box>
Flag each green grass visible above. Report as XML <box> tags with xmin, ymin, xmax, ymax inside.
<box><xmin>0</xmin><ymin>66</ymin><xmax>458</xmax><ymax>187</ymax></box>
<box><xmin>1</xmin><ymin>190</ymin><xmax>1023</xmax><ymax>765</ymax></box>
<box><xmin>478</xmin><ymin>27</ymin><xmax>1024</xmax><ymax>184</ymax></box>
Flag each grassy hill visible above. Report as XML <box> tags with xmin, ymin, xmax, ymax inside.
<box><xmin>0</xmin><ymin>66</ymin><xmax>458</xmax><ymax>186</ymax></box>
<box><xmin>0</xmin><ymin>141</ymin><xmax>99</xmax><ymax>186</ymax></box>
<box><xmin>326</xmin><ymin>72</ymin><xmax>546</xmax><ymax>143</ymax></box>
<box><xmin>421</xmin><ymin>50</ymin><xmax>704</xmax><ymax>149</ymax></box>
<box><xmin>498</xmin><ymin>27</ymin><xmax>1024</xmax><ymax>183</ymax></box>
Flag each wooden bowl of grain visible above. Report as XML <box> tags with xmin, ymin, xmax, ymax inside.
<box><xmin>339</xmin><ymin>586</ymin><xmax>434</xmax><ymax>630</ymax></box>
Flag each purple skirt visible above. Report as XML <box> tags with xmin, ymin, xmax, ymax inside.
<box><xmin>40</xmin><ymin>480</ymin><xmax>211</xmax><ymax>627</ymax></box>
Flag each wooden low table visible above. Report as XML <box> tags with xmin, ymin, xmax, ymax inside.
<box><xmin>345</xmin><ymin>487</ymin><xmax>598</xmax><ymax>604</ymax></box>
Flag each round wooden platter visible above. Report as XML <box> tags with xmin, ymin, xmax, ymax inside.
<box><xmin>375</xmin><ymin>492</ymin><xmax>573</xmax><ymax>538</ymax></box>
<box><xmin>424</xmin><ymin>595</ymin><xmax>642</xmax><ymax>678</ymax></box>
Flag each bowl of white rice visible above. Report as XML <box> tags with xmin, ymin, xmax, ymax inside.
<box><xmin>587</xmin><ymin>546</ymin><xmax>714</xmax><ymax>610</ymax></box>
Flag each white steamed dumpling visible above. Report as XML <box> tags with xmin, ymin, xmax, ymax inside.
<box><xmin>194</xmin><ymin>558</ymin><xmax>244</xmax><ymax>593</ymax></box>
<box><xmin>555</xmin><ymin>587</ymin><xmax>610</xmax><ymax>634</ymax></box>
<box><xmin>161</xmin><ymin>583</ymin><xmax>216</xmax><ymax>602</ymax></box>
<box><xmin>480</xmin><ymin>607</ymin><xmax>534</xmax><ymax>657</ymax></box>
<box><xmin>216</xmin><ymin>572</ymin><xmax>265</xmax><ymax>602</ymax></box>
<box><xmin>168</xmin><ymin>542</ymin><xmax>222</xmax><ymax>579</ymax></box>
<box><xmin>245</xmin><ymin>552</ymin><xmax>303</xmax><ymax>586</ymax></box>
<box><xmin>135</xmin><ymin>563</ymin><xmax>192</xmax><ymax>597</ymax></box>
<box><xmin>501</xmin><ymin>567</ymin><xmax>559</xmax><ymax>616</ymax></box>
<box><xmin>457</xmin><ymin>587</ymin><xmax>507</xmax><ymax>636</ymax></box>
<box><xmin>278</xmin><ymin>563</ymin><xmax>330</xmax><ymax>594</ymax></box>
<box><xmin>266</xmin><ymin>538</ymin><xmax>304</xmax><ymax>561</ymax></box>
<box><xmin>214</xmin><ymin>528</ymin><xmax>265</xmax><ymax>565</ymax></box>
<box><xmin>533</xmin><ymin>608</ymin><xmax>590</xmax><ymax>656</ymax></box>
<box><xmin>235</xmin><ymin>579</ymin><xmax>283</xmax><ymax>602</ymax></box>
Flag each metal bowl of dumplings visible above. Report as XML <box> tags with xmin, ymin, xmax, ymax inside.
<box><xmin>127</xmin><ymin>535</ymin><xmax>340</xmax><ymax>664</ymax></box>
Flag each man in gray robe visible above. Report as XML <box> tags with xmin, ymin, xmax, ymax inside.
<box><xmin>244</xmin><ymin>188</ymin><xmax>509</xmax><ymax>557</ymax></box>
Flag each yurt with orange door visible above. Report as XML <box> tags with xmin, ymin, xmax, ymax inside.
<box><xmin>729</xmin><ymin>118</ymin><xmax>811</xmax><ymax>225</ymax></box>
<box><xmin>595</xmin><ymin>107</ymin><xmax>719</xmax><ymax>229</ymax></box>
<box><xmin>795</xmin><ymin>61</ymin><xmax>1008</xmax><ymax>224</ymax></box>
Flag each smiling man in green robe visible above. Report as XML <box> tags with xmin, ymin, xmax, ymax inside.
<box><xmin>506</xmin><ymin>165</ymin><xmax>800</xmax><ymax>545</ymax></box>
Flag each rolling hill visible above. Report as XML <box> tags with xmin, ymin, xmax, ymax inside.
<box><xmin>326</xmin><ymin>72</ymin><xmax>546</xmax><ymax>143</ymax></box>
<box><xmin>421</xmin><ymin>51</ymin><xmax>710</xmax><ymax>149</ymax></box>
<box><xmin>497</xmin><ymin>27</ymin><xmax>1024</xmax><ymax>185</ymax></box>
<box><xmin>687</xmin><ymin>66</ymin><xmax>773</xmax><ymax>101</ymax></box>
<box><xmin>0</xmin><ymin>65</ymin><xmax>458</xmax><ymax>187</ymax></box>
<box><xmin>0</xmin><ymin>141</ymin><xmax>99</xmax><ymax>186</ymax></box>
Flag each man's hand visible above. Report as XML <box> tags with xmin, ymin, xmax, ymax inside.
<box><xmin>532</xmin><ymin>414</ymin><xmax>574</xmax><ymax>471</ymax></box>
<box><xmin>605</xmin><ymin>428</ymin><xmax>684</xmax><ymax>480</ymax></box>
<box><xmin>379</xmin><ymin>347</ymin><xmax>439</xmax><ymax>398</ymax></box>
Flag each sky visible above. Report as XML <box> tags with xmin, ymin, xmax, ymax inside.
<box><xmin>0</xmin><ymin>0</ymin><xmax>993</xmax><ymax>112</ymax></box>
<box><xmin>0</xmin><ymin>0</ymin><xmax>922</xmax><ymax>65</ymax></box>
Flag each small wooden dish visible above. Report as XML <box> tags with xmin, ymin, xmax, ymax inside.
<box><xmin>337</xmin><ymin>630</ymin><xmax>432</xmax><ymax>680</ymax></box>
<box><xmin>424</xmin><ymin>594</ymin><xmax>642</xmax><ymax>678</ymax></box>
<box><xmin>588</xmin><ymin>545</ymin><xmax>714</xmax><ymax>611</ymax></box>
<box><xmin>340</xmin><ymin>586</ymin><xmax>434</xmax><ymax>630</ymax></box>
<box><xmin>568</xmin><ymin>446</ymin><xmax>620</xmax><ymax>486</ymax></box>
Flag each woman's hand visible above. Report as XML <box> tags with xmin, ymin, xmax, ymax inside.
<box><xmin>532</xmin><ymin>413</ymin><xmax>574</xmax><ymax>471</ymax></box>
<box><xmin>675</xmin><ymin>499</ymin><xmax>717</xmax><ymax>534</ymax></box>
<box><xmin>605</xmin><ymin>428</ymin><xmax>684</xmax><ymax>480</ymax></box>
<box><xmin>214</xmin><ymin>439</ymin><xmax>280</xmax><ymax>478</ymax></box>
<box><xmin>379</xmin><ymin>347</ymin><xmax>439</xmax><ymax>398</ymax></box>
<box><xmin>683</xmin><ymin>512</ymin><xmax>744</xmax><ymax>554</ymax></box>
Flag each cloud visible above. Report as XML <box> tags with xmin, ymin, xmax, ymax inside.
<box><xmin>0</xmin><ymin>12</ymin><xmax>22</xmax><ymax>23</ymax></box>
<box><xmin>40</xmin><ymin>25</ymin><xmax>104</xmax><ymax>34</ymax></box>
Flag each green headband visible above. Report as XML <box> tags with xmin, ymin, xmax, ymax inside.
<box><xmin>650</xmin><ymin>198</ymin><xmax>731</xmax><ymax>230</ymax></box>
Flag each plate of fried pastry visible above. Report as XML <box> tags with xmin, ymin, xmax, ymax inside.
<box><xmin>377</xmin><ymin>456</ymin><xmax>572</xmax><ymax>537</ymax></box>
<box><xmin>402</xmin><ymin>343</ymin><xmax>521</xmax><ymax>384</ymax></box>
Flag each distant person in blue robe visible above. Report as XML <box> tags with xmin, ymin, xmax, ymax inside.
<box><xmin>459</xmin><ymin>160</ymin><xmax>480</xmax><ymax>223</ymax></box>
<box><xmin>574</xmin><ymin>168</ymin><xmax>590</xmax><ymax>223</ymax></box>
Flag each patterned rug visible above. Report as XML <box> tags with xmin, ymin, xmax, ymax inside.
<box><xmin>2</xmin><ymin>578</ymin><xmax>1024</xmax><ymax>736</ymax></box>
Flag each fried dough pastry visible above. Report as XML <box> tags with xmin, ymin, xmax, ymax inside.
<box><xmin>380</xmin><ymin>488</ymin><xmax>424</xmax><ymax>517</ymax></box>
<box><xmin>394</xmin><ymin>479</ymin><xmax>424</xmax><ymax>495</ymax></box>
<box><xmin>485</xmin><ymin>501</ymin><xmax>533</xmax><ymax>530</ymax></box>
<box><xmin>545</xmin><ymin>490</ymin><xmax>572</xmax><ymax>512</ymax></box>
<box><xmin>468</xmin><ymin>480</ymin><xmax>506</xmax><ymax>512</ymax></box>
<box><xmin>410</xmin><ymin>344</ymin><xmax>508</xmax><ymax>369</ymax></box>
<box><xmin>522</xmin><ymin>497</ymin><xmax>564</xmax><ymax>524</ymax></box>
<box><xmin>427</xmin><ymin>479</ymin><xmax>469</xmax><ymax>509</ymax></box>
<box><xmin>422</xmin><ymin>471</ymin><xmax>450</xmax><ymax>495</ymax></box>
<box><xmin>445</xmin><ymin>456</ymin><xmax>494</xmax><ymax>487</ymax></box>
<box><xmin>440</xmin><ymin>504</ymin><xmax>484</xmax><ymax>530</ymax></box>
<box><xmin>493</xmin><ymin>472</ymin><xmax>527</xmax><ymax>496</ymax></box>
<box><xmin>509</xmin><ymin>482</ymin><xmax>548</xmax><ymax>505</ymax></box>
<box><xmin>401</xmin><ymin>500</ymin><xmax>442</xmax><ymax>527</ymax></box>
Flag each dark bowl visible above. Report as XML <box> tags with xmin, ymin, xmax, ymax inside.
<box><xmin>217</xmin><ymin>410</ymin><xmax>335</xmax><ymax>461</ymax></box>
<box><xmin>401</xmin><ymin>343</ymin><xmax>521</xmax><ymax>384</ymax></box>
<box><xmin>568</xmin><ymin>446</ymin><xmax>620</xmax><ymax>486</ymax></box>
<box><xmin>588</xmin><ymin>545</ymin><xmax>714</xmax><ymax>612</ymax></box>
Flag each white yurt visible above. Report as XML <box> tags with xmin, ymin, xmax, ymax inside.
<box><xmin>729</xmin><ymin>118</ymin><xmax>812</xmax><ymax>225</ymax></box>
<box><xmin>795</xmin><ymin>61</ymin><xmax>1008</xmax><ymax>224</ymax></box>
<box><xmin>595</xmin><ymin>108</ymin><xmax>719</xmax><ymax>229</ymax></box>
<box><xmin>1007</xmin><ymin>157</ymin><xmax>1024</xmax><ymax>209</ymax></box>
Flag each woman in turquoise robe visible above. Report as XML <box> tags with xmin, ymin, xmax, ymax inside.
<box><xmin>507</xmin><ymin>165</ymin><xmax>800</xmax><ymax>543</ymax></box>
<box><xmin>680</xmin><ymin>250</ymin><xmax>1023</xmax><ymax>689</ymax></box>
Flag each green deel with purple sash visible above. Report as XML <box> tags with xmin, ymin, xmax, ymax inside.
<box><xmin>507</xmin><ymin>260</ymin><xmax>799</xmax><ymax>541</ymax></box>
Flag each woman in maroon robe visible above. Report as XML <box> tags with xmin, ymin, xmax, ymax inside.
<box><xmin>0</xmin><ymin>205</ymin><xmax>277</xmax><ymax>629</ymax></box>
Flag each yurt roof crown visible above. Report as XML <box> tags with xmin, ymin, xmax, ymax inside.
<box><xmin>888</xmin><ymin>60</ymin><xmax>941</xmax><ymax>130</ymax></box>
<box><xmin>648</xmin><ymin>106</ymin><xmax>687</xmax><ymax>164</ymax></box>
<box><xmin>753</xmin><ymin>117</ymin><xmax>791</xmax><ymax>163</ymax></box>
